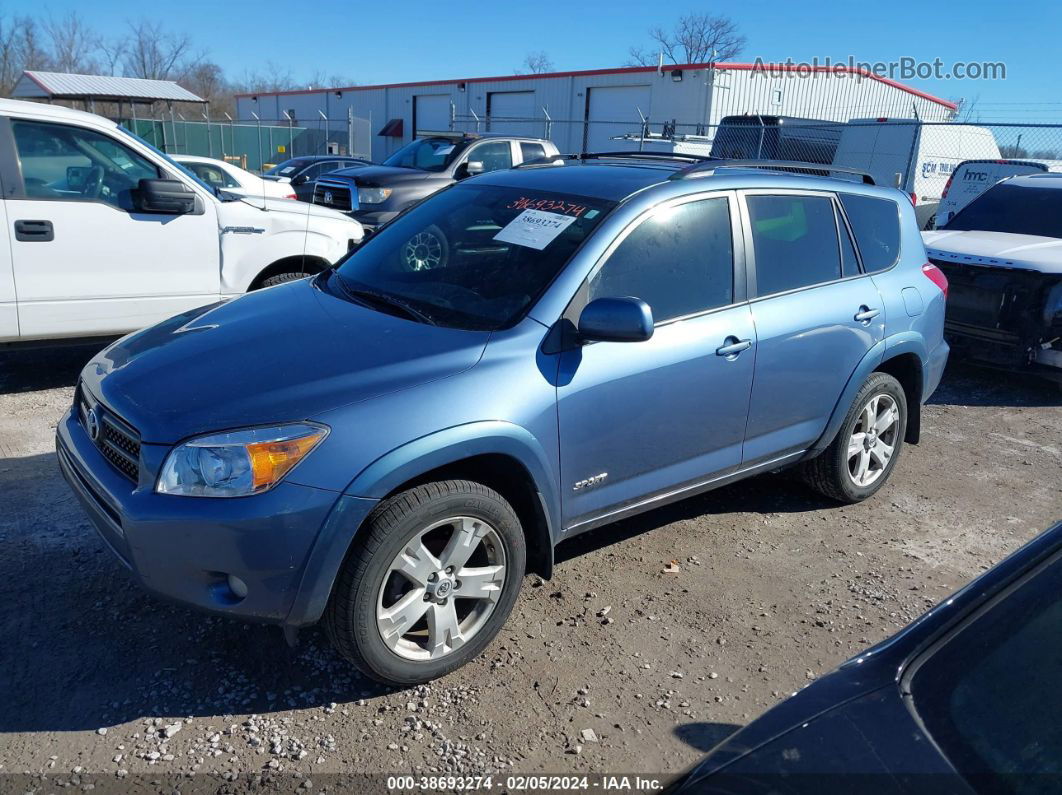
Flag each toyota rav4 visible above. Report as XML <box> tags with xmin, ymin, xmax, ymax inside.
<box><xmin>57</xmin><ymin>154</ymin><xmax>949</xmax><ymax>685</ymax></box>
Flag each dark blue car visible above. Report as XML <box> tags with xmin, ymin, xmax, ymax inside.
<box><xmin>56</xmin><ymin>154</ymin><xmax>948</xmax><ymax>685</ymax></box>
<box><xmin>670</xmin><ymin>521</ymin><xmax>1062</xmax><ymax>794</ymax></box>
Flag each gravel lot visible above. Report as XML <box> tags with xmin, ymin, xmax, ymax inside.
<box><xmin>1</xmin><ymin>343</ymin><xmax>1059</xmax><ymax>790</ymax></box>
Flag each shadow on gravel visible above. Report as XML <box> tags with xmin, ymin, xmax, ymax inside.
<box><xmin>929</xmin><ymin>361</ymin><xmax>1061</xmax><ymax>408</ymax></box>
<box><xmin>554</xmin><ymin>472</ymin><xmax>833</xmax><ymax>567</ymax></box>
<box><xmin>0</xmin><ymin>341</ymin><xmax>114</xmax><ymax>394</ymax></box>
<box><xmin>673</xmin><ymin>721</ymin><xmax>743</xmax><ymax>753</ymax></box>
<box><xmin>0</xmin><ymin>451</ymin><xmax>393</xmax><ymax>734</ymax></box>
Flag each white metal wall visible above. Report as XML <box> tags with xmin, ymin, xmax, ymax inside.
<box><xmin>235</xmin><ymin>65</ymin><xmax>955</xmax><ymax>160</ymax></box>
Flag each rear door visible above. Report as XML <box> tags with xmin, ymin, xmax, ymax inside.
<box><xmin>4</xmin><ymin>115</ymin><xmax>219</xmax><ymax>340</ymax></box>
<box><xmin>740</xmin><ymin>190</ymin><xmax>885</xmax><ymax>465</ymax></box>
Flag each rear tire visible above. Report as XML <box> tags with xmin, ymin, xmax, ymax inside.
<box><xmin>802</xmin><ymin>372</ymin><xmax>907</xmax><ymax>503</ymax></box>
<box><xmin>258</xmin><ymin>272</ymin><xmax>310</xmax><ymax>288</ymax></box>
<box><xmin>324</xmin><ymin>480</ymin><xmax>526</xmax><ymax>685</ymax></box>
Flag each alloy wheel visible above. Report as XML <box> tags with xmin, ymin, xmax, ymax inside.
<box><xmin>847</xmin><ymin>393</ymin><xmax>900</xmax><ymax>488</ymax></box>
<box><xmin>376</xmin><ymin>516</ymin><xmax>506</xmax><ymax>661</ymax></box>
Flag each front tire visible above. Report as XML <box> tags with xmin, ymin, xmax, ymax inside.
<box><xmin>324</xmin><ymin>480</ymin><xmax>526</xmax><ymax>685</ymax></box>
<box><xmin>258</xmin><ymin>272</ymin><xmax>310</xmax><ymax>288</ymax></box>
<box><xmin>803</xmin><ymin>372</ymin><xmax>907</xmax><ymax>503</ymax></box>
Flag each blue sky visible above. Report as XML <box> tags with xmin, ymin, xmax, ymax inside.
<box><xmin>8</xmin><ymin>0</ymin><xmax>1060</xmax><ymax>120</ymax></box>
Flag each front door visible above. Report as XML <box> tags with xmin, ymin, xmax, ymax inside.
<box><xmin>740</xmin><ymin>191</ymin><xmax>886</xmax><ymax>464</ymax></box>
<box><xmin>4</xmin><ymin>116</ymin><xmax>219</xmax><ymax>340</ymax></box>
<box><xmin>556</xmin><ymin>194</ymin><xmax>756</xmax><ymax>529</ymax></box>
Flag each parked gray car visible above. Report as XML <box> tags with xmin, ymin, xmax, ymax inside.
<box><xmin>313</xmin><ymin>132</ymin><xmax>558</xmax><ymax>239</ymax></box>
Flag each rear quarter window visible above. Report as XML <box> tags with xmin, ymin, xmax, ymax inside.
<box><xmin>840</xmin><ymin>194</ymin><xmax>901</xmax><ymax>272</ymax></box>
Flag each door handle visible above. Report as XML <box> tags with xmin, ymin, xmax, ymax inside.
<box><xmin>716</xmin><ymin>336</ymin><xmax>752</xmax><ymax>357</ymax></box>
<box><xmin>854</xmin><ymin>306</ymin><xmax>880</xmax><ymax>323</ymax></box>
<box><xmin>14</xmin><ymin>220</ymin><xmax>54</xmax><ymax>242</ymax></box>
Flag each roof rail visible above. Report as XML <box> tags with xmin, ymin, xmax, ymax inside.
<box><xmin>673</xmin><ymin>159</ymin><xmax>876</xmax><ymax>184</ymax></box>
<box><xmin>514</xmin><ymin>150</ymin><xmax>714</xmax><ymax>169</ymax></box>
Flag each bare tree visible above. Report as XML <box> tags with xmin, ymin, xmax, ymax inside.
<box><xmin>45</xmin><ymin>12</ymin><xmax>99</xmax><ymax>74</ymax></box>
<box><xmin>0</xmin><ymin>13</ymin><xmax>49</xmax><ymax>94</ymax></box>
<box><xmin>521</xmin><ymin>51</ymin><xmax>554</xmax><ymax>75</ymax></box>
<box><xmin>122</xmin><ymin>19</ymin><xmax>201</xmax><ymax>81</ymax></box>
<box><xmin>627</xmin><ymin>12</ymin><xmax>745</xmax><ymax>67</ymax></box>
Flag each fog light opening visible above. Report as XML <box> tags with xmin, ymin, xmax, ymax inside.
<box><xmin>227</xmin><ymin>574</ymin><xmax>249</xmax><ymax>600</ymax></box>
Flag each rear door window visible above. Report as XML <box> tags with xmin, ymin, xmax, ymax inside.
<box><xmin>519</xmin><ymin>142</ymin><xmax>547</xmax><ymax>163</ymax></box>
<box><xmin>839</xmin><ymin>194</ymin><xmax>901</xmax><ymax>272</ymax></box>
<box><xmin>747</xmin><ymin>195</ymin><xmax>841</xmax><ymax>296</ymax></box>
<box><xmin>590</xmin><ymin>197</ymin><xmax>734</xmax><ymax>323</ymax></box>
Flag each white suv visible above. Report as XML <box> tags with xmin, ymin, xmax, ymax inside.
<box><xmin>0</xmin><ymin>99</ymin><xmax>363</xmax><ymax>345</ymax></box>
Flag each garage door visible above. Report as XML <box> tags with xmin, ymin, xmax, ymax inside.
<box><xmin>413</xmin><ymin>94</ymin><xmax>452</xmax><ymax>136</ymax></box>
<box><xmin>487</xmin><ymin>91</ymin><xmax>535</xmax><ymax>136</ymax></box>
<box><xmin>584</xmin><ymin>85</ymin><xmax>652</xmax><ymax>152</ymax></box>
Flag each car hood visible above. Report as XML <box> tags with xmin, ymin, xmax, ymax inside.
<box><xmin>233</xmin><ymin>195</ymin><xmax>355</xmax><ymax>222</ymax></box>
<box><xmin>327</xmin><ymin>165</ymin><xmax>450</xmax><ymax>187</ymax></box>
<box><xmin>82</xmin><ymin>277</ymin><xmax>488</xmax><ymax>444</ymax></box>
<box><xmin>923</xmin><ymin>230</ymin><xmax>1062</xmax><ymax>274</ymax></box>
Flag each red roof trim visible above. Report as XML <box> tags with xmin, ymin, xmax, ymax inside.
<box><xmin>234</xmin><ymin>61</ymin><xmax>958</xmax><ymax>111</ymax></box>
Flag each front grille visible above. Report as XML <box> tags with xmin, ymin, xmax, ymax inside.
<box><xmin>76</xmin><ymin>384</ymin><xmax>142</xmax><ymax>482</ymax></box>
<box><xmin>313</xmin><ymin>180</ymin><xmax>353</xmax><ymax>212</ymax></box>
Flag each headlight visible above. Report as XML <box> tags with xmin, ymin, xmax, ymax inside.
<box><xmin>357</xmin><ymin>187</ymin><xmax>393</xmax><ymax>205</ymax></box>
<box><xmin>157</xmin><ymin>423</ymin><xmax>328</xmax><ymax>497</ymax></box>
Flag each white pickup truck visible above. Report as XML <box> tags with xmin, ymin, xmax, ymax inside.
<box><xmin>0</xmin><ymin>99</ymin><xmax>363</xmax><ymax>345</ymax></box>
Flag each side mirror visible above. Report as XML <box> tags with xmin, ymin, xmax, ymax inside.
<box><xmin>134</xmin><ymin>178</ymin><xmax>196</xmax><ymax>214</ymax></box>
<box><xmin>577</xmin><ymin>297</ymin><xmax>654</xmax><ymax>343</ymax></box>
<box><xmin>459</xmin><ymin>160</ymin><xmax>485</xmax><ymax>178</ymax></box>
<box><xmin>292</xmin><ymin>174</ymin><xmax>310</xmax><ymax>186</ymax></box>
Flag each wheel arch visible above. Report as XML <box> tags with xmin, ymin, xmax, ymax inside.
<box><xmin>344</xmin><ymin>422</ymin><xmax>561</xmax><ymax>582</ymax></box>
<box><xmin>249</xmin><ymin>255</ymin><xmax>331</xmax><ymax>290</ymax></box>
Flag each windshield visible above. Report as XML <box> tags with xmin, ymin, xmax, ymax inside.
<box><xmin>334</xmin><ymin>184</ymin><xmax>615</xmax><ymax>330</ymax></box>
<box><xmin>383</xmin><ymin>137</ymin><xmax>463</xmax><ymax>172</ymax></box>
<box><xmin>942</xmin><ymin>183</ymin><xmax>1062</xmax><ymax>238</ymax></box>
<box><xmin>265</xmin><ymin>158</ymin><xmax>308</xmax><ymax>177</ymax></box>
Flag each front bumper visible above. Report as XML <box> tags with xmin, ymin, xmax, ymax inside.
<box><xmin>56</xmin><ymin>408</ymin><xmax>376</xmax><ymax>626</ymax></box>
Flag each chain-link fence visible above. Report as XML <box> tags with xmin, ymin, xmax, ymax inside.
<box><xmin>116</xmin><ymin>113</ymin><xmax>374</xmax><ymax>172</ymax></box>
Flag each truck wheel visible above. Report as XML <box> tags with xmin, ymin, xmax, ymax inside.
<box><xmin>802</xmin><ymin>372</ymin><xmax>907</xmax><ymax>504</ymax></box>
<box><xmin>258</xmin><ymin>272</ymin><xmax>310</xmax><ymax>288</ymax></box>
<box><xmin>325</xmin><ymin>480</ymin><xmax>526</xmax><ymax>685</ymax></box>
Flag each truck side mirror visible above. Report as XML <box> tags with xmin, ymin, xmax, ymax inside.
<box><xmin>458</xmin><ymin>161</ymin><xmax>485</xmax><ymax>179</ymax></box>
<box><xmin>135</xmin><ymin>179</ymin><xmax>196</xmax><ymax>215</ymax></box>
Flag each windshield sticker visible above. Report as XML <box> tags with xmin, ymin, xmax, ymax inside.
<box><xmin>507</xmin><ymin>196</ymin><xmax>589</xmax><ymax>217</ymax></box>
<box><xmin>494</xmin><ymin>209</ymin><xmax>577</xmax><ymax>250</ymax></box>
<box><xmin>432</xmin><ymin>145</ymin><xmax>455</xmax><ymax>156</ymax></box>
<box><xmin>280</xmin><ymin>166</ymin><xmax>296</xmax><ymax>174</ymax></box>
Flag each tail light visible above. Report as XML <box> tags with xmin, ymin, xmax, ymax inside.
<box><xmin>908</xmin><ymin>192</ymin><xmax>917</xmax><ymax>205</ymax></box>
<box><xmin>285</xmin><ymin>193</ymin><xmax>297</xmax><ymax>200</ymax></box>
<box><xmin>941</xmin><ymin>173</ymin><xmax>954</xmax><ymax>199</ymax></box>
<box><xmin>922</xmin><ymin>263</ymin><xmax>948</xmax><ymax>299</ymax></box>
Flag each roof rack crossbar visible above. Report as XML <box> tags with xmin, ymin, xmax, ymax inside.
<box><xmin>513</xmin><ymin>150</ymin><xmax>715</xmax><ymax>169</ymax></box>
<box><xmin>674</xmin><ymin>159</ymin><xmax>876</xmax><ymax>184</ymax></box>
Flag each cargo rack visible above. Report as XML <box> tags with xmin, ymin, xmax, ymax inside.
<box><xmin>517</xmin><ymin>152</ymin><xmax>876</xmax><ymax>184</ymax></box>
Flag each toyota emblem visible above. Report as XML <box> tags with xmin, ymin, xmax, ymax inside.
<box><xmin>86</xmin><ymin>407</ymin><xmax>101</xmax><ymax>441</ymax></box>
<box><xmin>323</xmin><ymin>190</ymin><xmax>333</xmax><ymax>204</ymax></box>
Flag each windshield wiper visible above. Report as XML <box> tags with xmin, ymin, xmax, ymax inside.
<box><xmin>338</xmin><ymin>280</ymin><xmax>437</xmax><ymax>325</ymax></box>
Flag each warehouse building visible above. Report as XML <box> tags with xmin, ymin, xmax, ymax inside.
<box><xmin>236</xmin><ymin>61</ymin><xmax>958</xmax><ymax>161</ymax></box>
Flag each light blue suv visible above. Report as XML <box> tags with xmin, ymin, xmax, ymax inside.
<box><xmin>57</xmin><ymin>154</ymin><xmax>949</xmax><ymax>685</ymax></box>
